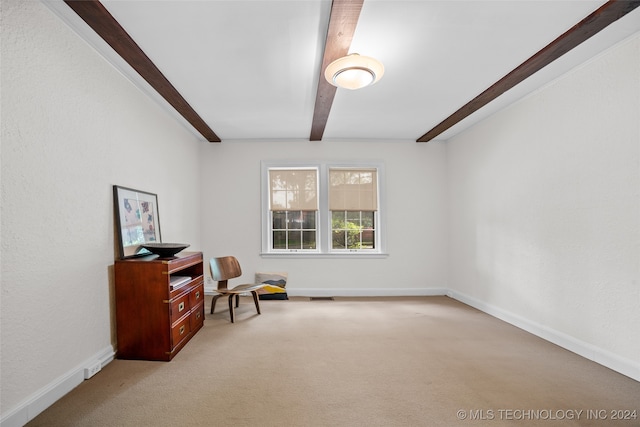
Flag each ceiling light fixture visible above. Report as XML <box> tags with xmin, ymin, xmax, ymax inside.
<box><xmin>324</xmin><ymin>53</ymin><xmax>384</xmax><ymax>90</ymax></box>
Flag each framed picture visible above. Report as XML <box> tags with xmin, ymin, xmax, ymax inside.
<box><xmin>113</xmin><ymin>185</ymin><xmax>162</xmax><ymax>259</ymax></box>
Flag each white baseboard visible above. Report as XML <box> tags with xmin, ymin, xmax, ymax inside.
<box><xmin>447</xmin><ymin>290</ymin><xmax>640</xmax><ymax>382</ymax></box>
<box><xmin>285</xmin><ymin>287</ymin><xmax>449</xmax><ymax>297</ymax></box>
<box><xmin>4</xmin><ymin>289</ymin><xmax>638</xmax><ymax>427</ymax></box>
<box><xmin>205</xmin><ymin>285</ymin><xmax>639</xmax><ymax>380</ymax></box>
<box><xmin>1</xmin><ymin>345</ymin><xmax>115</xmax><ymax>427</ymax></box>
<box><xmin>205</xmin><ymin>286</ymin><xmax>448</xmax><ymax>297</ymax></box>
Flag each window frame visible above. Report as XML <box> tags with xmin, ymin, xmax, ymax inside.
<box><xmin>267</xmin><ymin>166</ymin><xmax>320</xmax><ymax>253</ymax></box>
<box><xmin>261</xmin><ymin>161</ymin><xmax>387</xmax><ymax>258</ymax></box>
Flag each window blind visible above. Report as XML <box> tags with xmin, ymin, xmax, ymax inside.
<box><xmin>269</xmin><ymin>169</ymin><xmax>318</xmax><ymax>211</ymax></box>
<box><xmin>329</xmin><ymin>168</ymin><xmax>378</xmax><ymax>211</ymax></box>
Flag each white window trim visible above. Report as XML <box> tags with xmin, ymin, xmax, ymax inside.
<box><xmin>261</xmin><ymin>160</ymin><xmax>388</xmax><ymax>258</ymax></box>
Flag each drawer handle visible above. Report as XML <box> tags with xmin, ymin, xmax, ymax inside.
<box><xmin>195</xmin><ymin>291</ymin><xmax>201</xmax><ymax>300</ymax></box>
<box><xmin>178</xmin><ymin>302</ymin><xmax>185</xmax><ymax>312</ymax></box>
<box><xmin>196</xmin><ymin>311</ymin><xmax>201</xmax><ymax>319</ymax></box>
<box><xmin>179</xmin><ymin>325</ymin><xmax>185</xmax><ymax>335</ymax></box>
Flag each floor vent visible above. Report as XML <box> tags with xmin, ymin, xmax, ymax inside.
<box><xmin>310</xmin><ymin>297</ymin><xmax>334</xmax><ymax>301</ymax></box>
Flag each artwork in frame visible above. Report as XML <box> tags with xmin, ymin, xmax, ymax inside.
<box><xmin>113</xmin><ymin>185</ymin><xmax>162</xmax><ymax>259</ymax></box>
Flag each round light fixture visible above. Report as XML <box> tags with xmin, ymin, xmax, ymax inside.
<box><xmin>324</xmin><ymin>53</ymin><xmax>384</xmax><ymax>90</ymax></box>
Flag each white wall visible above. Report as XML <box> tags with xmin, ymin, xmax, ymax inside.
<box><xmin>199</xmin><ymin>140</ymin><xmax>448</xmax><ymax>296</ymax></box>
<box><xmin>2</xmin><ymin>0</ymin><xmax>637</xmax><ymax>424</ymax></box>
<box><xmin>1</xmin><ymin>1</ymin><xmax>204</xmax><ymax>424</ymax></box>
<box><xmin>446</xmin><ymin>33</ymin><xmax>640</xmax><ymax>380</ymax></box>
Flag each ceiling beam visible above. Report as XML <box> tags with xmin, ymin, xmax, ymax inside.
<box><xmin>64</xmin><ymin>0</ymin><xmax>221</xmax><ymax>143</ymax></box>
<box><xmin>309</xmin><ymin>0</ymin><xmax>364</xmax><ymax>141</ymax></box>
<box><xmin>417</xmin><ymin>0</ymin><xmax>640</xmax><ymax>143</ymax></box>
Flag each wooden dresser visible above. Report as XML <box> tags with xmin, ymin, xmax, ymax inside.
<box><xmin>114</xmin><ymin>251</ymin><xmax>205</xmax><ymax>361</ymax></box>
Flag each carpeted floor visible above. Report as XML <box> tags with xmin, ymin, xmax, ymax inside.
<box><xmin>27</xmin><ymin>296</ymin><xmax>640</xmax><ymax>426</ymax></box>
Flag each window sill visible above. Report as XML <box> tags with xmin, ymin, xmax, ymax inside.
<box><xmin>260</xmin><ymin>252</ymin><xmax>389</xmax><ymax>259</ymax></box>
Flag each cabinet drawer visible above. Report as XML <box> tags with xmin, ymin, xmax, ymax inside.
<box><xmin>190</xmin><ymin>301</ymin><xmax>204</xmax><ymax>330</ymax></box>
<box><xmin>189</xmin><ymin>282</ymin><xmax>204</xmax><ymax>307</ymax></box>
<box><xmin>171</xmin><ymin>315</ymin><xmax>191</xmax><ymax>347</ymax></box>
<box><xmin>170</xmin><ymin>293</ymin><xmax>190</xmax><ymax>323</ymax></box>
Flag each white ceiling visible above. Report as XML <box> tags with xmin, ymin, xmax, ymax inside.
<box><xmin>44</xmin><ymin>0</ymin><xmax>640</xmax><ymax>143</ymax></box>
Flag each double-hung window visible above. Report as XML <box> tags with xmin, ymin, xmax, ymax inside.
<box><xmin>329</xmin><ymin>168</ymin><xmax>377</xmax><ymax>251</ymax></box>
<box><xmin>268</xmin><ymin>168</ymin><xmax>319</xmax><ymax>251</ymax></box>
<box><xmin>262</xmin><ymin>162</ymin><xmax>385</xmax><ymax>256</ymax></box>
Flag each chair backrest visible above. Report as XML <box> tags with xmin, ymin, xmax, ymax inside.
<box><xmin>209</xmin><ymin>256</ymin><xmax>242</xmax><ymax>290</ymax></box>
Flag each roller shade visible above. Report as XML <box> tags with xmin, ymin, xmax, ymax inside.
<box><xmin>269</xmin><ymin>169</ymin><xmax>318</xmax><ymax>211</ymax></box>
<box><xmin>329</xmin><ymin>168</ymin><xmax>378</xmax><ymax>211</ymax></box>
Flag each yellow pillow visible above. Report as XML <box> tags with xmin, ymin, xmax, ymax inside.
<box><xmin>261</xmin><ymin>284</ymin><xmax>287</xmax><ymax>294</ymax></box>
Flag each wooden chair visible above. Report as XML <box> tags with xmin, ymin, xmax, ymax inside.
<box><xmin>209</xmin><ymin>256</ymin><xmax>264</xmax><ymax>323</ymax></box>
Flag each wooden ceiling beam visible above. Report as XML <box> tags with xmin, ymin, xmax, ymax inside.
<box><xmin>417</xmin><ymin>0</ymin><xmax>640</xmax><ymax>143</ymax></box>
<box><xmin>64</xmin><ymin>0</ymin><xmax>221</xmax><ymax>143</ymax></box>
<box><xmin>309</xmin><ymin>0</ymin><xmax>364</xmax><ymax>141</ymax></box>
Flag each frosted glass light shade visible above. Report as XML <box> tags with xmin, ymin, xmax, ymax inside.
<box><xmin>324</xmin><ymin>54</ymin><xmax>384</xmax><ymax>90</ymax></box>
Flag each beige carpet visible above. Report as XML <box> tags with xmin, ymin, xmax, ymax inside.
<box><xmin>27</xmin><ymin>297</ymin><xmax>640</xmax><ymax>426</ymax></box>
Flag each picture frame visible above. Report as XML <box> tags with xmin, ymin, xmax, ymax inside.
<box><xmin>113</xmin><ymin>185</ymin><xmax>162</xmax><ymax>259</ymax></box>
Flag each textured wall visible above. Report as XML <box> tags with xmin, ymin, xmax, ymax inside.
<box><xmin>2</xmin><ymin>0</ymin><xmax>638</xmax><ymax>422</ymax></box>
<box><xmin>1</xmin><ymin>0</ymin><xmax>203</xmax><ymax>416</ymax></box>
<box><xmin>447</xmin><ymin>33</ymin><xmax>640</xmax><ymax>368</ymax></box>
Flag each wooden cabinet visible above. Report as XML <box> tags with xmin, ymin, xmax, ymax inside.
<box><xmin>114</xmin><ymin>251</ymin><xmax>205</xmax><ymax>361</ymax></box>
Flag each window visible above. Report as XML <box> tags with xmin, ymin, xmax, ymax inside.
<box><xmin>268</xmin><ymin>168</ymin><xmax>318</xmax><ymax>250</ymax></box>
<box><xmin>262</xmin><ymin>162</ymin><xmax>385</xmax><ymax>256</ymax></box>
<box><xmin>329</xmin><ymin>168</ymin><xmax>377</xmax><ymax>251</ymax></box>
